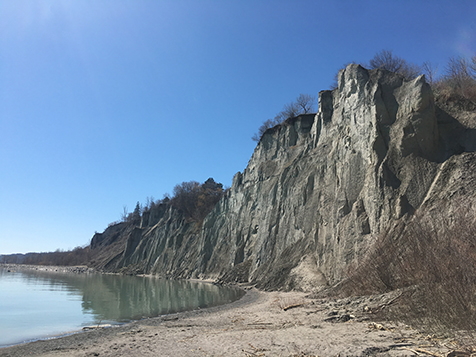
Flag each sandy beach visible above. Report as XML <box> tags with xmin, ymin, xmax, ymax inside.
<box><xmin>1</xmin><ymin>285</ymin><xmax>466</xmax><ymax>357</ymax></box>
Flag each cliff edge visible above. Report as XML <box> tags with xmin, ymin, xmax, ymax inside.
<box><xmin>89</xmin><ymin>64</ymin><xmax>476</xmax><ymax>292</ymax></box>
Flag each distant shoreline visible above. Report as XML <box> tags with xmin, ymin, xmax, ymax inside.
<box><xmin>0</xmin><ymin>263</ymin><xmax>95</xmax><ymax>274</ymax></box>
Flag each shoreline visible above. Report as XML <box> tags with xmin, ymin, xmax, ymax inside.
<box><xmin>0</xmin><ymin>263</ymin><xmax>244</xmax><ymax>349</ymax></box>
<box><xmin>1</xmin><ymin>284</ymin><xmax>464</xmax><ymax>357</ymax></box>
<box><xmin>0</xmin><ymin>284</ymin><xmax>257</xmax><ymax>357</ymax></box>
<box><xmin>0</xmin><ymin>263</ymin><xmax>96</xmax><ymax>275</ymax></box>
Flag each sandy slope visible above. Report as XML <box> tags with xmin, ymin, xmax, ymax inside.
<box><xmin>1</xmin><ymin>286</ymin><xmax>465</xmax><ymax>357</ymax></box>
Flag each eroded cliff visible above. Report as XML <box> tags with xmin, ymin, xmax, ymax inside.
<box><xmin>89</xmin><ymin>64</ymin><xmax>476</xmax><ymax>292</ymax></box>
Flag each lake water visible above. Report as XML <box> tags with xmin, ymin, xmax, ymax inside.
<box><xmin>0</xmin><ymin>266</ymin><xmax>244</xmax><ymax>347</ymax></box>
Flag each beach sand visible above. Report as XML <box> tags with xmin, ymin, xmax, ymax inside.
<box><xmin>1</xmin><ymin>285</ymin><xmax>464</xmax><ymax>357</ymax></box>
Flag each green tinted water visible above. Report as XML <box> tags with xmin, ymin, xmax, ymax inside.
<box><xmin>0</xmin><ymin>266</ymin><xmax>243</xmax><ymax>347</ymax></box>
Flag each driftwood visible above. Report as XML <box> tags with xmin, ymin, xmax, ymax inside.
<box><xmin>400</xmin><ymin>347</ymin><xmax>444</xmax><ymax>357</ymax></box>
<box><xmin>370</xmin><ymin>291</ymin><xmax>404</xmax><ymax>313</ymax></box>
<box><xmin>282</xmin><ymin>303</ymin><xmax>304</xmax><ymax>311</ymax></box>
<box><xmin>82</xmin><ymin>324</ymin><xmax>112</xmax><ymax>330</ymax></box>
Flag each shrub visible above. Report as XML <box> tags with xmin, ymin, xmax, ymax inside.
<box><xmin>331</xmin><ymin>200</ymin><xmax>476</xmax><ymax>334</ymax></box>
<box><xmin>434</xmin><ymin>55</ymin><xmax>476</xmax><ymax>103</ymax></box>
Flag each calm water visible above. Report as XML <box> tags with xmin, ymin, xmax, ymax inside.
<box><xmin>0</xmin><ymin>266</ymin><xmax>244</xmax><ymax>347</ymax></box>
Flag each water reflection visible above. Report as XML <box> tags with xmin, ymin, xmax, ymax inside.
<box><xmin>78</xmin><ymin>274</ymin><xmax>243</xmax><ymax>322</ymax></box>
<box><xmin>0</xmin><ymin>267</ymin><xmax>243</xmax><ymax>346</ymax></box>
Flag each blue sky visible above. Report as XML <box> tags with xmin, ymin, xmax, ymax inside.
<box><xmin>1</xmin><ymin>0</ymin><xmax>475</xmax><ymax>254</ymax></box>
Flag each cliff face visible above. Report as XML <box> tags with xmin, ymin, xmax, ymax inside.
<box><xmin>90</xmin><ymin>64</ymin><xmax>476</xmax><ymax>291</ymax></box>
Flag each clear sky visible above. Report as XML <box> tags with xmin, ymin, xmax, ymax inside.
<box><xmin>1</xmin><ymin>0</ymin><xmax>475</xmax><ymax>254</ymax></box>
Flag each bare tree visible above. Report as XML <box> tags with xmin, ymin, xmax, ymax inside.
<box><xmin>121</xmin><ymin>206</ymin><xmax>129</xmax><ymax>222</ymax></box>
<box><xmin>252</xmin><ymin>93</ymin><xmax>316</xmax><ymax>142</ymax></box>
<box><xmin>422</xmin><ymin>61</ymin><xmax>439</xmax><ymax>85</ymax></box>
<box><xmin>295</xmin><ymin>93</ymin><xmax>316</xmax><ymax>113</ymax></box>
<box><xmin>471</xmin><ymin>55</ymin><xmax>476</xmax><ymax>74</ymax></box>
<box><xmin>369</xmin><ymin>49</ymin><xmax>405</xmax><ymax>72</ymax></box>
<box><xmin>252</xmin><ymin>118</ymin><xmax>280</xmax><ymax>142</ymax></box>
<box><xmin>143</xmin><ymin>196</ymin><xmax>157</xmax><ymax>212</ymax></box>
<box><xmin>368</xmin><ymin>49</ymin><xmax>421</xmax><ymax>80</ymax></box>
<box><xmin>445</xmin><ymin>56</ymin><xmax>475</xmax><ymax>82</ymax></box>
<box><xmin>437</xmin><ymin>56</ymin><xmax>476</xmax><ymax>101</ymax></box>
<box><xmin>281</xmin><ymin>102</ymin><xmax>300</xmax><ymax>119</ymax></box>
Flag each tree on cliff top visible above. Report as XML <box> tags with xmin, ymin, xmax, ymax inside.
<box><xmin>120</xmin><ymin>202</ymin><xmax>142</xmax><ymax>224</ymax></box>
<box><xmin>331</xmin><ymin>51</ymin><xmax>476</xmax><ymax>104</ymax></box>
<box><xmin>132</xmin><ymin>202</ymin><xmax>142</xmax><ymax>222</ymax></box>
<box><xmin>252</xmin><ymin>93</ymin><xmax>316</xmax><ymax>142</ymax></box>
<box><xmin>435</xmin><ymin>55</ymin><xmax>476</xmax><ymax>103</ymax></box>
<box><xmin>331</xmin><ymin>50</ymin><xmax>422</xmax><ymax>89</ymax></box>
<box><xmin>367</xmin><ymin>49</ymin><xmax>421</xmax><ymax>80</ymax></box>
<box><xmin>171</xmin><ymin>178</ymin><xmax>224</xmax><ymax>222</ymax></box>
<box><xmin>118</xmin><ymin>178</ymin><xmax>225</xmax><ymax>226</ymax></box>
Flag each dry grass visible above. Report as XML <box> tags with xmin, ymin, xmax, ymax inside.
<box><xmin>435</xmin><ymin>79</ymin><xmax>476</xmax><ymax>102</ymax></box>
<box><xmin>332</xmin><ymin>199</ymin><xmax>476</xmax><ymax>335</ymax></box>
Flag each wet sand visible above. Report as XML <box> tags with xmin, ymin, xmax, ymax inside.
<box><xmin>0</xmin><ymin>286</ymin><xmax>463</xmax><ymax>357</ymax></box>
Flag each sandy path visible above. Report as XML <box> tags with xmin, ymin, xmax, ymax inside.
<box><xmin>0</xmin><ymin>287</ymin><xmax>460</xmax><ymax>357</ymax></box>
